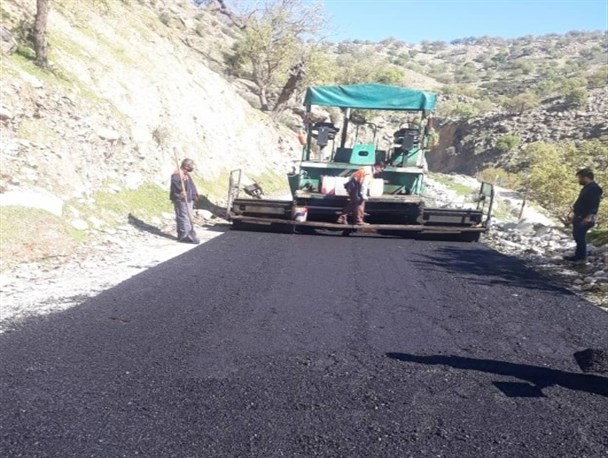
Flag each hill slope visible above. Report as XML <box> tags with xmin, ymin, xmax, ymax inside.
<box><xmin>0</xmin><ymin>0</ymin><xmax>300</xmax><ymax>264</ymax></box>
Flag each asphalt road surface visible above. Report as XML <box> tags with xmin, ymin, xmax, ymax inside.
<box><xmin>1</xmin><ymin>231</ymin><xmax>607</xmax><ymax>458</ymax></box>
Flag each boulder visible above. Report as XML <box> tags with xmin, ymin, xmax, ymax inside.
<box><xmin>71</xmin><ymin>219</ymin><xmax>89</xmax><ymax>231</ymax></box>
<box><xmin>96</xmin><ymin>128</ymin><xmax>120</xmax><ymax>142</ymax></box>
<box><xmin>0</xmin><ymin>188</ymin><xmax>64</xmax><ymax>216</ymax></box>
<box><xmin>0</xmin><ymin>107</ymin><xmax>14</xmax><ymax>121</ymax></box>
<box><xmin>0</xmin><ymin>25</ymin><xmax>17</xmax><ymax>55</ymax></box>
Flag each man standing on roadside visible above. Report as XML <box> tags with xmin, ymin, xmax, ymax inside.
<box><xmin>170</xmin><ymin>158</ymin><xmax>200</xmax><ymax>244</ymax></box>
<box><xmin>564</xmin><ymin>168</ymin><xmax>603</xmax><ymax>262</ymax></box>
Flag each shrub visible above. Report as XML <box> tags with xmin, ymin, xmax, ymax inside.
<box><xmin>525</xmin><ymin>140</ymin><xmax>608</xmax><ymax>227</ymax></box>
<box><xmin>495</xmin><ymin>135</ymin><xmax>520</xmax><ymax>153</ymax></box>
<box><xmin>437</xmin><ymin>101</ymin><xmax>480</xmax><ymax>120</ymax></box>
<box><xmin>563</xmin><ymin>86</ymin><xmax>588</xmax><ymax>109</ymax></box>
<box><xmin>504</xmin><ymin>91</ymin><xmax>540</xmax><ymax>114</ymax></box>
<box><xmin>477</xmin><ymin>167</ymin><xmax>522</xmax><ymax>189</ymax></box>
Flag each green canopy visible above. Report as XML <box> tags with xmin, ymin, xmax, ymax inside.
<box><xmin>304</xmin><ymin>83</ymin><xmax>437</xmax><ymax>112</ymax></box>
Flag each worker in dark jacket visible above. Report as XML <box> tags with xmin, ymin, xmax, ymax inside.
<box><xmin>170</xmin><ymin>158</ymin><xmax>200</xmax><ymax>243</ymax></box>
<box><xmin>564</xmin><ymin>168</ymin><xmax>603</xmax><ymax>261</ymax></box>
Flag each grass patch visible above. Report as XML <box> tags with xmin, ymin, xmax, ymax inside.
<box><xmin>252</xmin><ymin>170</ymin><xmax>290</xmax><ymax>195</ymax></box>
<box><xmin>79</xmin><ymin>27</ymin><xmax>137</xmax><ymax>67</ymax></box>
<box><xmin>432</xmin><ymin>175</ymin><xmax>476</xmax><ymax>196</ymax></box>
<box><xmin>589</xmin><ymin>230</ymin><xmax>608</xmax><ymax>247</ymax></box>
<box><xmin>195</xmin><ymin>173</ymin><xmax>230</xmax><ymax>202</ymax></box>
<box><xmin>0</xmin><ymin>206</ymin><xmax>83</xmax><ymax>269</ymax></box>
<box><xmin>0</xmin><ymin>3</ymin><xmax>13</xmax><ymax>22</ymax></box>
<box><xmin>491</xmin><ymin>201</ymin><xmax>515</xmax><ymax>221</ymax></box>
<box><xmin>9</xmin><ymin>52</ymin><xmax>74</xmax><ymax>90</ymax></box>
<box><xmin>17</xmin><ymin>118</ymin><xmax>61</xmax><ymax>145</ymax></box>
<box><xmin>93</xmin><ymin>183</ymin><xmax>171</xmax><ymax>223</ymax></box>
<box><xmin>6</xmin><ymin>50</ymin><xmax>114</xmax><ymax>119</ymax></box>
<box><xmin>52</xmin><ymin>30</ymin><xmax>91</xmax><ymax>61</ymax></box>
<box><xmin>192</xmin><ymin>169</ymin><xmax>289</xmax><ymax>204</ymax></box>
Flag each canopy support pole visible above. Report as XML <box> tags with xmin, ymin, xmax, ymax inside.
<box><xmin>340</xmin><ymin>108</ymin><xmax>350</xmax><ymax>148</ymax></box>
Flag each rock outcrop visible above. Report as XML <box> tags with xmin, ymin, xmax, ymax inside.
<box><xmin>429</xmin><ymin>88</ymin><xmax>608</xmax><ymax>174</ymax></box>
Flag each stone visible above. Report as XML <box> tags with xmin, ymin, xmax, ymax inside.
<box><xmin>0</xmin><ymin>107</ymin><xmax>13</xmax><ymax>121</ymax></box>
<box><xmin>96</xmin><ymin>128</ymin><xmax>120</xmax><ymax>142</ymax></box>
<box><xmin>71</xmin><ymin>219</ymin><xmax>89</xmax><ymax>231</ymax></box>
<box><xmin>123</xmin><ymin>172</ymin><xmax>144</xmax><ymax>190</ymax></box>
<box><xmin>0</xmin><ymin>25</ymin><xmax>17</xmax><ymax>54</ymax></box>
<box><xmin>88</xmin><ymin>216</ymin><xmax>105</xmax><ymax>230</ymax></box>
<box><xmin>592</xmin><ymin>245</ymin><xmax>608</xmax><ymax>254</ymax></box>
<box><xmin>0</xmin><ymin>188</ymin><xmax>64</xmax><ymax>216</ymax></box>
<box><xmin>558</xmin><ymin>270</ymin><xmax>579</xmax><ymax>278</ymax></box>
<box><xmin>197</xmin><ymin>209</ymin><xmax>214</xmax><ymax>220</ymax></box>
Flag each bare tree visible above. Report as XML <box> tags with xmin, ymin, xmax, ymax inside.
<box><xmin>33</xmin><ymin>0</ymin><xmax>51</xmax><ymax>68</ymax></box>
<box><xmin>194</xmin><ymin>0</ymin><xmax>248</xmax><ymax>29</ymax></box>
<box><xmin>273</xmin><ymin>61</ymin><xmax>305</xmax><ymax>112</ymax></box>
<box><xmin>213</xmin><ymin>0</ymin><xmax>247</xmax><ymax>29</ymax></box>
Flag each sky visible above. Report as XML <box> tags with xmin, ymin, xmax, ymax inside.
<box><xmin>322</xmin><ymin>0</ymin><xmax>608</xmax><ymax>43</ymax></box>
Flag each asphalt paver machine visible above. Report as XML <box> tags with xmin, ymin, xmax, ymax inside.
<box><xmin>227</xmin><ymin>83</ymin><xmax>494</xmax><ymax>240</ymax></box>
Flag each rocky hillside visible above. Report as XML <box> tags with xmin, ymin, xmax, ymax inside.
<box><xmin>428</xmin><ymin>89</ymin><xmax>608</xmax><ymax>174</ymax></box>
<box><xmin>310</xmin><ymin>33</ymin><xmax>608</xmax><ymax>175</ymax></box>
<box><xmin>0</xmin><ymin>0</ymin><xmax>301</xmax><ymax>265</ymax></box>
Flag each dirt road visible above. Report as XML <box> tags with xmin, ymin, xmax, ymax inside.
<box><xmin>1</xmin><ymin>231</ymin><xmax>607</xmax><ymax>457</ymax></box>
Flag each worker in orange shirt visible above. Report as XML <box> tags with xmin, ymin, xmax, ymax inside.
<box><xmin>337</xmin><ymin>162</ymin><xmax>385</xmax><ymax>225</ymax></box>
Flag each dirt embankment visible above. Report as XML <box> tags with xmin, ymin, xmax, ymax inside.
<box><xmin>0</xmin><ymin>0</ymin><xmax>299</xmax><ymax>267</ymax></box>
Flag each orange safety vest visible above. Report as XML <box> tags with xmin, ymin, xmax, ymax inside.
<box><xmin>352</xmin><ymin>168</ymin><xmax>368</xmax><ymax>183</ymax></box>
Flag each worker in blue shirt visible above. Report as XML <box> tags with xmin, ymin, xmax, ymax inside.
<box><xmin>564</xmin><ymin>168</ymin><xmax>603</xmax><ymax>262</ymax></box>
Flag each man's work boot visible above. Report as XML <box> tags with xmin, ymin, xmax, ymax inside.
<box><xmin>563</xmin><ymin>254</ymin><xmax>585</xmax><ymax>262</ymax></box>
<box><xmin>336</xmin><ymin>215</ymin><xmax>348</xmax><ymax>225</ymax></box>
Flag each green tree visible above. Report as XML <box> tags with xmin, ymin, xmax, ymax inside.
<box><xmin>374</xmin><ymin>65</ymin><xmax>404</xmax><ymax>85</ymax></box>
<box><xmin>229</xmin><ymin>0</ymin><xmax>325</xmax><ymax>111</ymax></box>
<box><xmin>560</xmin><ymin>77</ymin><xmax>588</xmax><ymax>109</ymax></box>
<box><xmin>300</xmin><ymin>47</ymin><xmax>335</xmax><ymax>87</ymax></box>
<box><xmin>504</xmin><ymin>91</ymin><xmax>540</xmax><ymax>114</ymax></box>
<box><xmin>526</xmin><ymin>140</ymin><xmax>608</xmax><ymax>226</ymax></box>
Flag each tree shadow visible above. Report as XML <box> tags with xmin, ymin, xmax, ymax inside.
<box><xmin>386</xmin><ymin>353</ymin><xmax>608</xmax><ymax>398</ymax></box>
<box><xmin>411</xmin><ymin>245</ymin><xmax>570</xmax><ymax>294</ymax></box>
<box><xmin>127</xmin><ymin>213</ymin><xmax>176</xmax><ymax>240</ymax></box>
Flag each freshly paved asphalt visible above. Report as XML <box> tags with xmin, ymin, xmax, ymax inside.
<box><xmin>1</xmin><ymin>231</ymin><xmax>607</xmax><ymax>458</ymax></box>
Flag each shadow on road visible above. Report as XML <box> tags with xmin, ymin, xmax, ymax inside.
<box><xmin>128</xmin><ymin>213</ymin><xmax>176</xmax><ymax>240</ymax></box>
<box><xmin>386</xmin><ymin>353</ymin><xmax>608</xmax><ymax>398</ymax></box>
<box><xmin>412</xmin><ymin>245</ymin><xmax>569</xmax><ymax>293</ymax></box>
